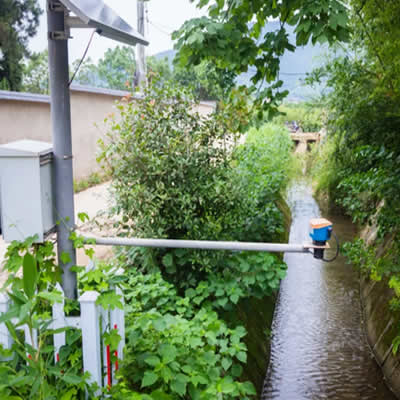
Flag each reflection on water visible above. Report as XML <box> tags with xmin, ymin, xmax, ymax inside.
<box><xmin>261</xmin><ymin>182</ymin><xmax>395</xmax><ymax>400</ymax></box>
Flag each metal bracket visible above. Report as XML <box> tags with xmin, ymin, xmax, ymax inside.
<box><xmin>48</xmin><ymin>0</ymin><xmax>64</xmax><ymax>12</ymax></box>
<box><xmin>303</xmin><ymin>242</ymin><xmax>330</xmax><ymax>250</ymax></box>
<box><xmin>49</xmin><ymin>31</ymin><xmax>70</xmax><ymax>40</ymax></box>
<box><xmin>48</xmin><ymin>0</ymin><xmax>70</xmax><ymax>40</ymax></box>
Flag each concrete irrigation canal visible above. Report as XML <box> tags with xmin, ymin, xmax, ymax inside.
<box><xmin>261</xmin><ymin>181</ymin><xmax>396</xmax><ymax>399</ymax></box>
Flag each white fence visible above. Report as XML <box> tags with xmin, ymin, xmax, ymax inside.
<box><xmin>0</xmin><ymin>282</ymin><xmax>125</xmax><ymax>391</ymax></box>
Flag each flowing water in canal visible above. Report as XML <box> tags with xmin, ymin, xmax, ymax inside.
<box><xmin>262</xmin><ymin>181</ymin><xmax>396</xmax><ymax>400</ymax></box>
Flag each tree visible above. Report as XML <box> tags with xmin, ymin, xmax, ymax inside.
<box><xmin>22</xmin><ymin>50</ymin><xmax>48</xmax><ymax>94</ymax></box>
<box><xmin>147</xmin><ymin>56</ymin><xmax>235</xmax><ymax>101</ymax></box>
<box><xmin>174</xmin><ymin>61</ymin><xmax>235</xmax><ymax>101</ymax></box>
<box><xmin>97</xmin><ymin>46</ymin><xmax>136</xmax><ymax>90</ymax></box>
<box><xmin>147</xmin><ymin>56</ymin><xmax>173</xmax><ymax>83</ymax></box>
<box><xmin>173</xmin><ymin>0</ymin><xmax>350</xmax><ymax>116</ymax></box>
<box><xmin>0</xmin><ymin>0</ymin><xmax>42</xmax><ymax>91</ymax></box>
<box><xmin>71</xmin><ymin>57</ymin><xmax>99</xmax><ymax>87</ymax></box>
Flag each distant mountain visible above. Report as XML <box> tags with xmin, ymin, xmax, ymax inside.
<box><xmin>153</xmin><ymin>50</ymin><xmax>176</xmax><ymax>65</ymax></box>
<box><xmin>154</xmin><ymin>21</ymin><xmax>330</xmax><ymax>101</ymax></box>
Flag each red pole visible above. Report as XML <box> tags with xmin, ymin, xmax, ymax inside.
<box><xmin>106</xmin><ymin>345</ymin><xmax>112</xmax><ymax>388</ymax></box>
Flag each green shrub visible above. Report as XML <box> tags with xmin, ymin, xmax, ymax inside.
<box><xmin>0</xmin><ymin>237</ymin><xmax>97</xmax><ymax>399</ymax></box>
<box><xmin>98</xmin><ymin>81</ymin><xmax>294</xmax><ymax>397</ymax></box>
<box><xmin>273</xmin><ymin>103</ymin><xmax>325</xmax><ymax>132</ymax></box>
<box><xmin>115</xmin><ymin>272</ymin><xmax>256</xmax><ymax>399</ymax></box>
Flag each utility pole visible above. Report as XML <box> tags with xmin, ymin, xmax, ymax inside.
<box><xmin>134</xmin><ymin>0</ymin><xmax>147</xmax><ymax>88</ymax></box>
<box><xmin>47</xmin><ymin>0</ymin><xmax>77</xmax><ymax>299</ymax></box>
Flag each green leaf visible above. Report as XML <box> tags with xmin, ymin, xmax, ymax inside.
<box><xmin>77</xmin><ymin>212</ymin><xmax>90</xmax><ymax>223</ymax></box>
<box><xmin>159</xmin><ymin>344</ymin><xmax>177</xmax><ymax>363</ymax></box>
<box><xmin>23</xmin><ymin>253</ymin><xmax>37</xmax><ymax>299</ymax></box>
<box><xmin>142</xmin><ymin>371</ymin><xmax>158</xmax><ymax>388</ymax></box>
<box><xmin>218</xmin><ymin>377</ymin><xmax>236</xmax><ymax>393</ymax></box>
<box><xmin>236</xmin><ymin>351</ymin><xmax>247</xmax><ymax>363</ymax></box>
<box><xmin>144</xmin><ymin>355</ymin><xmax>161</xmax><ymax>367</ymax></box>
<box><xmin>162</xmin><ymin>253</ymin><xmax>173</xmax><ymax>267</ymax></box>
<box><xmin>150</xmin><ymin>390</ymin><xmax>173</xmax><ymax>400</ymax></box>
<box><xmin>60</xmin><ymin>251</ymin><xmax>72</xmax><ymax>265</ymax></box>
<box><xmin>241</xmin><ymin>381</ymin><xmax>257</xmax><ymax>395</ymax></box>
<box><xmin>60</xmin><ymin>388</ymin><xmax>78</xmax><ymax>400</ymax></box>
<box><xmin>171</xmin><ymin>374</ymin><xmax>188</xmax><ymax>396</ymax></box>
<box><xmin>221</xmin><ymin>357</ymin><xmax>232</xmax><ymax>371</ymax></box>
<box><xmin>61</xmin><ymin>374</ymin><xmax>84</xmax><ymax>384</ymax></box>
<box><xmin>37</xmin><ymin>291</ymin><xmax>63</xmax><ymax>304</ymax></box>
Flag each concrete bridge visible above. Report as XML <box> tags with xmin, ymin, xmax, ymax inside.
<box><xmin>291</xmin><ymin>131</ymin><xmax>321</xmax><ymax>153</ymax></box>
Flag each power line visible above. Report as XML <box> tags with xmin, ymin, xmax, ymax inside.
<box><xmin>149</xmin><ymin>20</ymin><xmax>172</xmax><ymax>37</ymax></box>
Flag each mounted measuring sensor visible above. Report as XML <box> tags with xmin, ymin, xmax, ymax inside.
<box><xmin>76</xmin><ymin>217</ymin><xmax>339</xmax><ymax>261</ymax></box>
<box><xmin>308</xmin><ymin>218</ymin><xmax>340</xmax><ymax>262</ymax></box>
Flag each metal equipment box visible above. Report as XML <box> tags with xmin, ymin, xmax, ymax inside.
<box><xmin>0</xmin><ymin>140</ymin><xmax>55</xmax><ymax>243</ymax></box>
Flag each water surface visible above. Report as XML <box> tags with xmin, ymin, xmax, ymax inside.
<box><xmin>262</xmin><ymin>182</ymin><xmax>395</xmax><ymax>400</ymax></box>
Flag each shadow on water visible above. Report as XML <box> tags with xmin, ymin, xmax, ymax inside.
<box><xmin>261</xmin><ymin>181</ymin><xmax>396</xmax><ymax>400</ymax></box>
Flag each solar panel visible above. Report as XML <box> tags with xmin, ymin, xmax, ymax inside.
<box><xmin>59</xmin><ymin>0</ymin><xmax>149</xmax><ymax>46</ymax></box>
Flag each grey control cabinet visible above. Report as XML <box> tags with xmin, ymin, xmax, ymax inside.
<box><xmin>0</xmin><ymin>140</ymin><xmax>55</xmax><ymax>243</ymax></box>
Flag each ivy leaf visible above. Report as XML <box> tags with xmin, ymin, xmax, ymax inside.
<box><xmin>96</xmin><ymin>291</ymin><xmax>123</xmax><ymax>310</ymax></box>
<box><xmin>60</xmin><ymin>251</ymin><xmax>71</xmax><ymax>265</ymax></box>
<box><xmin>103</xmin><ymin>329</ymin><xmax>121</xmax><ymax>351</ymax></box>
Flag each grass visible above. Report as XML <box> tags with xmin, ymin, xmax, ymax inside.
<box><xmin>73</xmin><ymin>171</ymin><xmax>110</xmax><ymax>193</ymax></box>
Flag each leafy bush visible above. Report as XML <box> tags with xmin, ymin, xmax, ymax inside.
<box><xmin>98</xmin><ymin>81</ymin><xmax>289</xmax><ymax>290</ymax></box>
<box><xmin>116</xmin><ymin>272</ymin><xmax>256</xmax><ymax>399</ymax></box>
<box><xmin>98</xmin><ymin>80</ymin><xmax>295</xmax><ymax>396</ymax></box>
<box><xmin>0</xmin><ymin>237</ymin><xmax>97</xmax><ymax>399</ymax></box>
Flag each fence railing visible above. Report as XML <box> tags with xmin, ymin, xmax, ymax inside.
<box><xmin>0</xmin><ymin>274</ymin><xmax>125</xmax><ymax>391</ymax></box>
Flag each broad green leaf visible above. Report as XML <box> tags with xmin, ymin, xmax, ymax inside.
<box><xmin>236</xmin><ymin>351</ymin><xmax>247</xmax><ymax>363</ymax></box>
<box><xmin>22</xmin><ymin>253</ymin><xmax>37</xmax><ymax>299</ymax></box>
<box><xmin>159</xmin><ymin>344</ymin><xmax>177</xmax><ymax>363</ymax></box>
<box><xmin>144</xmin><ymin>355</ymin><xmax>161</xmax><ymax>367</ymax></box>
<box><xmin>142</xmin><ymin>371</ymin><xmax>158</xmax><ymax>388</ymax></box>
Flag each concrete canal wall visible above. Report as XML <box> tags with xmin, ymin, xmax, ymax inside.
<box><xmin>360</xmin><ymin>225</ymin><xmax>400</xmax><ymax>398</ymax></box>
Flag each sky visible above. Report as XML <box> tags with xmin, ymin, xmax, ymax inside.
<box><xmin>29</xmin><ymin>0</ymin><xmax>207</xmax><ymax>62</ymax></box>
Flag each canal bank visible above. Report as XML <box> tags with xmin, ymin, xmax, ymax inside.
<box><xmin>261</xmin><ymin>181</ymin><xmax>395</xmax><ymax>399</ymax></box>
<box><xmin>359</xmin><ymin>222</ymin><xmax>400</xmax><ymax>398</ymax></box>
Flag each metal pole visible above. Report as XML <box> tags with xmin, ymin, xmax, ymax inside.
<box><xmin>47</xmin><ymin>0</ymin><xmax>77</xmax><ymax>299</ymax></box>
<box><xmin>134</xmin><ymin>0</ymin><xmax>146</xmax><ymax>88</ymax></box>
<box><xmin>80</xmin><ymin>234</ymin><xmax>309</xmax><ymax>253</ymax></box>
